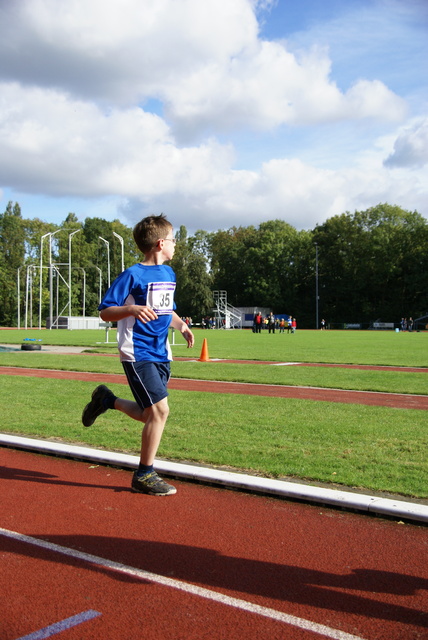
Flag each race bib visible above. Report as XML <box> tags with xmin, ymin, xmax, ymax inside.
<box><xmin>147</xmin><ymin>281</ymin><xmax>176</xmax><ymax>315</ymax></box>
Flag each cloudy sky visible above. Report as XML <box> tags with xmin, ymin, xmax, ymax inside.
<box><xmin>0</xmin><ymin>0</ymin><xmax>427</xmax><ymax>233</ymax></box>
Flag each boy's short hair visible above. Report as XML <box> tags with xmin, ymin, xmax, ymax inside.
<box><xmin>133</xmin><ymin>214</ymin><xmax>173</xmax><ymax>254</ymax></box>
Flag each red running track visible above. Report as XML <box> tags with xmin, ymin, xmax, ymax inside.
<box><xmin>1</xmin><ymin>447</ymin><xmax>428</xmax><ymax>640</ymax></box>
<box><xmin>1</xmin><ymin>366</ymin><xmax>428</xmax><ymax>409</ymax></box>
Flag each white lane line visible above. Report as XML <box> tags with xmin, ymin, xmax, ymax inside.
<box><xmin>15</xmin><ymin>610</ymin><xmax>101</xmax><ymax>640</ymax></box>
<box><xmin>1</xmin><ymin>527</ymin><xmax>365</xmax><ymax>640</ymax></box>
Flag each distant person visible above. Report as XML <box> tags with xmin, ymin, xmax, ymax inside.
<box><xmin>408</xmin><ymin>317</ymin><xmax>413</xmax><ymax>332</ymax></box>
<box><xmin>320</xmin><ymin>319</ymin><xmax>326</xmax><ymax>330</ymax></box>
<box><xmin>82</xmin><ymin>214</ymin><xmax>194</xmax><ymax>496</ymax></box>
<box><xmin>255</xmin><ymin>312</ymin><xmax>262</xmax><ymax>333</ymax></box>
<box><xmin>279</xmin><ymin>318</ymin><xmax>285</xmax><ymax>333</ymax></box>
<box><xmin>291</xmin><ymin>318</ymin><xmax>297</xmax><ymax>333</ymax></box>
<box><xmin>268</xmin><ymin>312</ymin><xmax>275</xmax><ymax>333</ymax></box>
<box><xmin>287</xmin><ymin>316</ymin><xmax>292</xmax><ymax>333</ymax></box>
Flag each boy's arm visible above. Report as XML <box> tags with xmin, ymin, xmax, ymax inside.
<box><xmin>170</xmin><ymin>311</ymin><xmax>195</xmax><ymax>348</ymax></box>
<box><xmin>100</xmin><ymin>305</ymin><xmax>158</xmax><ymax>324</ymax></box>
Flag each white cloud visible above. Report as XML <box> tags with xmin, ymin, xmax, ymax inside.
<box><xmin>0</xmin><ymin>0</ymin><xmax>406</xmax><ymax>138</ymax></box>
<box><xmin>0</xmin><ymin>81</ymin><xmax>236</xmax><ymax>199</ymax></box>
<box><xmin>118</xmin><ymin>149</ymin><xmax>428</xmax><ymax>232</ymax></box>
<box><xmin>0</xmin><ymin>0</ymin><xmax>259</xmax><ymax>107</ymax></box>
<box><xmin>384</xmin><ymin>118</ymin><xmax>428</xmax><ymax>168</ymax></box>
<box><xmin>0</xmin><ymin>0</ymin><xmax>426</xmax><ymax>232</ymax></box>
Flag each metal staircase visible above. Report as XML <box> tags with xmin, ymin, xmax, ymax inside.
<box><xmin>213</xmin><ymin>291</ymin><xmax>242</xmax><ymax>329</ymax></box>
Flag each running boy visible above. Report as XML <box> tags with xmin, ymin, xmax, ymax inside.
<box><xmin>82</xmin><ymin>214</ymin><xmax>194</xmax><ymax>496</ymax></box>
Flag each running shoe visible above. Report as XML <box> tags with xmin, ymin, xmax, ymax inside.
<box><xmin>82</xmin><ymin>384</ymin><xmax>115</xmax><ymax>427</ymax></box>
<box><xmin>131</xmin><ymin>471</ymin><xmax>177</xmax><ymax>496</ymax></box>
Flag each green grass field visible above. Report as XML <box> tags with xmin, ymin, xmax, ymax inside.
<box><xmin>1</xmin><ymin>328</ymin><xmax>427</xmax><ymax>498</ymax></box>
<box><xmin>1</xmin><ymin>326</ymin><xmax>427</xmax><ymax>366</ymax></box>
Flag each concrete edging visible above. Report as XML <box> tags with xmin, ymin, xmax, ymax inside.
<box><xmin>1</xmin><ymin>433</ymin><xmax>427</xmax><ymax>524</ymax></box>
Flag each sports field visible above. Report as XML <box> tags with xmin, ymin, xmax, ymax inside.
<box><xmin>1</xmin><ymin>328</ymin><xmax>427</xmax><ymax>498</ymax></box>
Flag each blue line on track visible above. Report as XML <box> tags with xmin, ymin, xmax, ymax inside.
<box><xmin>15</xmin><ymin>610</ymin><xmax>102</xmax><ymax>640</ymax></box>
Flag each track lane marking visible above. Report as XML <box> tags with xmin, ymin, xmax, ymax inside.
<box><xmin>2</xmin><ymin>527</ymin><xmax>365</xmax><ymax>640</ymax></box>
<box><xmin>15</xmin><ymin>610</ymin><xmax>101</xmax><ymax>640</ymax></box>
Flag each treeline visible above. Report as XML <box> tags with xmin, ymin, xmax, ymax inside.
<box><xmin>0</xmin><ymin>202</ymin><xmax>427</xmax><ymax>328</ymax></box>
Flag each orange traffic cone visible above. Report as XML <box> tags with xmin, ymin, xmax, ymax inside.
<box><xmin>198</xmin><ymin>338</ymin><xmax>210</xmax><ymax>362</ymax></box>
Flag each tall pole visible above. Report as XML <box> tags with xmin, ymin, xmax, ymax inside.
<box><xmin>113</xmin><ymin>231</ymin><xmax>125</xmax><ymax>271</ymax></box>
<box><xmin>49</xmin><ymin>230</ymin><xmax>62</xmax><ymax>329</ymax></box>
<box><xmin>30</xmin><ymin>266</ymin><xmax>35</xmax><ymax>328</ymax></box>
<box><xmin>25</xmin><ymin>267</ymin><xmax>30</xmax><ymax>329</ymax></box>
<box><xmin>99</xmin><ymin>236</ymin><xmax>110</xmax><ymax>289</ymax></box>
<box><xmin>315</xmin><ymin>242</ymin><xmax>319</xmax><ymax>330</ymax></box>
<box><xmin>39</xmin><ymin>232</ymin><xmax>51</xmax><ymax>330</ymax></box>
<box><xmin>68</xmin><ymin>229</ymin><xmax>82</xmax><ymax>319</ymax></box>
<box><xmin>113</xmin><ymin>231</ymin><xmax>125</xmax><ymax>272</ymax></box>
<box><xmin>93</xmin><ymin>266</ymin><xmax>102</xmax><ymax>304</ymax></box>
<box><xmin>48</xmin><ymin>229</ymin><xmax>71</xmax><ymax>329</ymax></box>
<box><xmin>17</xmin><ymin>267</ymin><xmax>22</xmax><ymax>329</ymax></box>
<box><xmin>81</xmin><ymin>268</ymin><xmax>86</xmax><ymax>317</ymax></box>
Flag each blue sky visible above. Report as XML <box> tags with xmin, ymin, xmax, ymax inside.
<box><xmin>0</xmin><ymin>0</ymin><xmax>427</xmax><ymax>233</ymax></box>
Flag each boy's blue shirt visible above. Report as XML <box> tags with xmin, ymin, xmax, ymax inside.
<box><xmin>98</xmin><ymin>263</ymin><xmax>176</xmax><ymax>362</ymax></box>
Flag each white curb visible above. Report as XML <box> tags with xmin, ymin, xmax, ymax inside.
<box><xmin>1</xmin><ymin>433</ymin><xmax>427</xmax><ymax>523</ymax></box>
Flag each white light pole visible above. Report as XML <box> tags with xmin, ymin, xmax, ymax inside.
<box><xmin>93</xmin><ymin>266</ymin><xmax>103</xmax><ymax>304</ymax></box>
<box><xmin>315</xmin><ymin>242</ymin><xmax>319</xmax><ymax>330</ymax></box>
<box><xmin>99</xmin><ymin>236</ymin><xmax>111</xmax><ymax>289</ymax></box>
<box><xmin>25</xmin><ymin>266</ymin><xmax>30</xmax><ymax>329</ymax></box>
<box><xmin>113</xmin><ymin>231</ymin><xmax>125</xmax><ymax>273</ymax></box>
<box><xmin>17</xmin><ymin>267</ymin><xmax>23</xmax><ymax>329</ymax></box>
<box><xmin>68</xmin><ymin>229</ymin><xmax>82</xmax><ymax>319</ymax></box>
<box><xmin>80</xmin><ymin>267</ymin><xmax>86</xmax><ymax>317</ymax></box>
<box><xmin>39</xmin><ymin>232</ymin><xmax>51</xmax><ymax>330</ymax></box>
<box><xmin>48</xmin><ymin>230</ymin><xmax>63</xmax><ymax>329</ymax></box>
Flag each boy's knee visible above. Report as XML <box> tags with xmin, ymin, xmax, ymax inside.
<box><xmin>150</xmin><ymin>399</ymin><xmax>169</xmax><ymax>422</ymax></box>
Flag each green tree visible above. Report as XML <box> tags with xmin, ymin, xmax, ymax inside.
<box><xmin>171</xmin><ymin>226</ymin><xmax>213</xmax><ymax>319</ymax></box>
<box><xmin>313</xmin><ymin>204</ymin><xmax>428</xmax><ymax>324</ymax></box>
<box><xmin>210</xmin><ymin>225</ymin><xmax>258</xmax><ymax>305</ymax></box>
<box><xmin>210</xmin><ymin>220</ymin><xmax>302</xmax><ymax>313</ymax></box>
<box><xmin>0</xmin><ymin>202</ymin><xmax>26</xmax><ymax>325</ymax></box>
<box><xmin>4</xmin><ymin>200</ymin><xmax>426</xmax><ymax>331</ymax></box>
<box><xmin>245</xmin><ymin>220</ymin><xmax>299</xmax><ymax>310</ymax></box>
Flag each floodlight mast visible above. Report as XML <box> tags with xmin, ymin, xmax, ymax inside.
<box><xmin>39</xmin><ymin>232</ymin><xmax>51</xmax><ymax>330</ymax></box>
<box><xmin>99</xmin><ymin>236</ymin><xmax>111</xmax><ymax>289</ymax></box>
<box><xmin>68</xmin><ymin>229</ymin><xmax>82</xmax><ymax>317</ymax></box>
<box><xmin>315</xmin><ymin>242</ymin><xmax>319</xmax><ymax>330</ymax></box>
<box><xmin>113</xmin><ymin>231</ymin><xmax>125</xmax><ymax>273</ymax></box>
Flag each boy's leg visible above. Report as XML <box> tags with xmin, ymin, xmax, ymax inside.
<box><xmin>131</xmin><ymin>397</ymin><xmax>176</xmax><ymax>495</ymax></box>
<box><xmin>82</xmin><ymin>387</ymin><xmax>146</xmax><ymax>427</ymax></box>
<box><xmin>123</xmin><ymin>361</ymin><xmax>176</xmax><ymax>496</ymax></box>
<box><xmin>82</xmin><ymin>385</ymin><xmax>117</xmax><ymax>427</ymax></box>
<box><xmin>113</xmin><ymin>395</ymin><xmax>170</xmax><ymax>467</ymax></box>
<box><xmin>82</xmin><ymin>363</ymin><xmax>176</xmax><ymax>495</ymax></box>
<box><xmin>114</xmin><ymin>397</ymin><xmax>148</xmax><ymax>423</ymax></box>
<box><xmin>138</xmin><ymin>397</ymin><xmax>169</xmax><ymax>466</ymax></box>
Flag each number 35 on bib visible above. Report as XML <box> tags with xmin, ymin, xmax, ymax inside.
<box><xmin>147</xmin><ymin>282</ymin><xmax>176</xmax><ymax>315</ymax></box>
